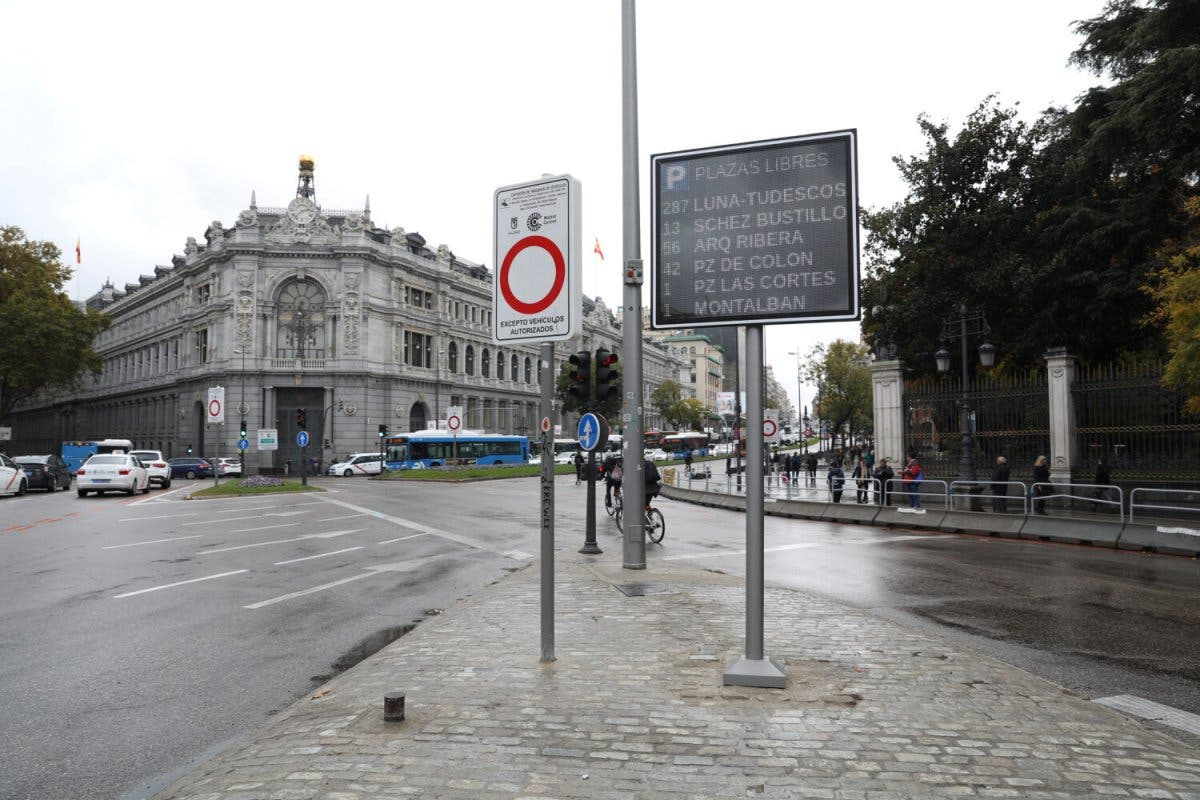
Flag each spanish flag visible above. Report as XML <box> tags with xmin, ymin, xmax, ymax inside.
<box><xmin>75</xmin><ymin>236</ymin><xmax>81</xmax><ymax>264</ymax></box>
<box><xmin>593</xmin><ymin>237</ymin><xmax>604</xmax><ymax>260</ymax></box>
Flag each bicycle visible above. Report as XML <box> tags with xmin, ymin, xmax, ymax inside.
<box><xmin>605</xmin><ymin>482</ymin><xmax>622</xmax><ymax>517</ymax></box>
<box><xmin>615</xmin><ymin>495</ymin><xmax>665</xmax><ymax>543</ymax></box>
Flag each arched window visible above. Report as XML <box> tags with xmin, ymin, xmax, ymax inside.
<box><xmin>465</xmin><ymin>344</ymin><xmax>475</xmax><ymax>376</ymax></box>
<box><xmin>482</xmin><ymin>348</ymin><xmax>490</xmax><ymax>377</ymax></box>
<box><xmin>524</xmin><ymin>357</ymin><xmax>532</xmax><ymax>383</ymax></box>
<box><xmin>275</xmin><ymin>279</ymin><xmax>327</xmax><ymax>358</ymax></box>
<box><xmin>496</xmin><ymin>350</ymin><xmax>505</xmax><ymax>379</ymax></box>
<box><xmin>511</xmin><ymin>354</ymin><xmax>519</xmax><ymax>382</ymax></box>
<box><xmin>448</xmin><ymin>342</ymin><xmax>458</xmax><ymax>373</ymax></box>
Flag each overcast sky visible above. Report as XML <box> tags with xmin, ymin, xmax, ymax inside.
<box><xmin>0</xmin><ymin>0</ymin><xmax>1106</xmax><ymax>416</ymax></box>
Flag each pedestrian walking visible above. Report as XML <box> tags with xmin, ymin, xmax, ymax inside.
<box><xmin>874</xmin><ymin>459</ymin><xmax>894</xmax><ymax>505</ymax></box>
<box><xmin>827</xmin><ymin>460</ymin><xmax>845</xmax><ymax>503</ymax></box>
<box><xmin>902</xmin><ymin>454</ymin><xmax>923</xmax><ymax>510</ymax></box>
<box><xmin>852</xmin><ymin>456</ymin><xmax>869</xmax><ymax>503</ymax></box>
<box><xmin>806</xmin><ymin>452</ymin><xmax>818</xmax><ymax>487</ymax></box>
<box><xmin>684</xmin><ymin>450</ymin><xmax>694</xmax><ymax>476</ymax></box>
<box><xmin>864</xmin><ymin>448</ymin><xmax>875</xmax><ymax>474</ymax></box>
<box><xmin>990</xmin><ymin>455</ymin><xmax>1010</xmax><ymax>512</ymax></box>
<box><xmin>574</xmin><ymin>449</ymin><xmax>584</xmax><ymax>485</ymax></box>
<box><xmin>1031</xmin><ymin>455</ymin><xmax>1051</xmax><ymax>514</ymax></box>
<box><xmin>1093</xmin><ymin>456</ymin><xmax>1113</xmax><ymax>511</ymax></box>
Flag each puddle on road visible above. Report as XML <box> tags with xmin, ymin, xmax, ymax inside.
<box><xmin>309</xmin><ymin>622</ymin><xmax>418</xmax><ymax>684</ymax></box>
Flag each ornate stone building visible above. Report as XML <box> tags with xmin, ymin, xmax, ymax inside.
<box><xmin>8</xmin><ymin>158</ymin><xmax>687</xmax><ymax>468</ymax></box>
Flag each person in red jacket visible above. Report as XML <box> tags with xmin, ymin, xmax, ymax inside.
<box><xmin>902</xmin><ymin>454</ymin><xmax>923</xmax><ymax>509</ymax></box>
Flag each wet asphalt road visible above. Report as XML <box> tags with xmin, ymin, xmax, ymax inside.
<box><xmin>1</xmin><ymin>473</ymin><xmax>1198</xmax><ymax>799</ymax></box>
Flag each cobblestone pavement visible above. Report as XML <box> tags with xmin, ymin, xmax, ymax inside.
<box><xmin>155</xmin><ymin>555</ymin><xmax>1200</xmax><ymax>799</ymax></box>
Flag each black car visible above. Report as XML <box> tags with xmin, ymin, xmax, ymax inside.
<box><xmin>14</xmin><ymin>455</ymin><xmax>72</xmax><ymax>492</ymax></box>
<box><xmin>167</xmin><ymin>457</ymin><xmax>214</xmax><ymax>479</ymax></box>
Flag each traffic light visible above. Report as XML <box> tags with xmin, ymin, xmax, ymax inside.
<box><xmin>594</xmin><ymin>348</ymin><xmax>618</xmax><ymax>402</ymax></box>
<box><xmin>239</xmin><ymin>419</ymin><xmax>247</xmax><ymax>439</ymax></box>
<box><xmin>297</xmin><ymin>408</ymin><xmax>307</xmax><ymax>429</ymax></box>
<box><xmin>187</xmin><ymin>445</ymin><xmax>192</xmax><ymax>455</ymax></box>
<box><xmin>568</xmin><ymin>350</ymin><xmax>592</xmax><ymax>405</ymax></box>
<box><xmin>378</xmin><ymin>424</ymin><xmax>388</xmax><ymax>438</ymax></box>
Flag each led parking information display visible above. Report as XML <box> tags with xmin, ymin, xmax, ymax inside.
<box><xmin>651</xmin><ymin>130</ymin><xmax>859</xmax><ymax>328</ymax></box>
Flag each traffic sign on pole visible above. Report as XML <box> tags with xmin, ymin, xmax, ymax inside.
<box><xmin>257</xmin><ymin>429</ymin><xmax>278</xmax><ymax>451</ymax></box>
<box><xmin>237</xmin><ymin>438</ymin><xmax>250</xmax><ymax>451</ymax></box>
<box><xmin>446</xmin><ymin>405</ymin><xmax>463</xmax><ymax>432</ymax></box>
<box><xmin>763</xmin><ymin>409</ymin><xmax>781</xmax><ymax>443</ymax></box>
<box><xmin>493</xmin><ymin>174</ymin><xmax>581</xmax><ymax>343</ymax></box>
<box><xmin>296</xmin><ymin>430</ymin><xmax>309</xmax><ymax>448</ymax></box>
<box><xmin>576</xmin><ymin>412</ymin><xmax>609</xmax><ymax>453</ymax></box>
<box><xmin>207</xmin><ymin>386</ymin><xmax>225</xmax><ymax>424</ymax></box>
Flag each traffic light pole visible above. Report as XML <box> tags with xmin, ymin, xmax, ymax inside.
<box><xmin>580</xmin><ymin>449</ymin><xmax>601</xmax><ymax>554</ymax></box>
<box><xmin>621</xmin><ymin>0</ymin><xmax>645</xmax><ymax>570</ymax></box>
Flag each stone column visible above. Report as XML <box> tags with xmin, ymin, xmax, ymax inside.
<box><xmin>1044</xmin><ymin>347</ymin><xmax>1077</xmax><ymax>484</ymax></box>
<box><xmin>870</xmin><ymin>359</ymin><xmax>906</xmax><ymax>466</ymax></box>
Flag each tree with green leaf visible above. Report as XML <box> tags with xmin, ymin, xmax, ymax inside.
<box><xmin>1144</xmin><ymin>196</ymin><xmax>1200</xmax><ymax>413</ymax></box>
<box><xmin>802</xmin><ymin>340</ymin><xmax>872</xmax><ymax>449</ymax></box>
<box><xmin>0</xmin><ymin>226</ymin><xmax>110</xmax><ymax>422</ymax></box>
<box><xmin>650</xmin><ymin>380</ymin><xmax>706</xmax><ymax>430</ymax></box>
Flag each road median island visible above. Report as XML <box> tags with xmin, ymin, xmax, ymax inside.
<box><xmin>188</xmin><ymin>477</ymin><xmax>324</xmax><ymax>499</ymax></box>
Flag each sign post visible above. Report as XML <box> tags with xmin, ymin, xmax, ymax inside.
<box><xmin>576</xmin><ymin>412</ymin><xmax>610</xmax><ymax>555</ymax></box>
<box><xmin>495</xmin><ymin>173</ymin><xmax>582</xmax><ymax>664</ymax></box>
<box><xmin>446</xmin><ymin>405</ymin><xmax>463</xmax><ymax>460</ymax></box>
<box><xmin>206</xmin><ymin>386</ymin><xmax>225</xmax><ymax>488</ymax></box>
<box><xmin>651</xmin><ymin>130</ymin><xmax>860</xmax><ymax>690</ymax></box>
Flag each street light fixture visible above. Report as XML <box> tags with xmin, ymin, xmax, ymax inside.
<box><xmin>935</xmin><ymin>305</ymin><xmax>995</xmax><ymax>483</ymax></box>
<box><xmin>786</xmin><ymin>348</ymin><xmax>803</xmax><ymax>439</ymax></box>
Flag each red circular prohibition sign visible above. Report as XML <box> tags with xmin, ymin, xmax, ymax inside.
<box><xmin>209</xmin><ymin>399</ymin><xmax>222</xmax><ymax>417</ymax></box>
<box><xmin>500</xmin><ymin>235</ymin><xmax>566</xmax><ymax>315</ymax></box>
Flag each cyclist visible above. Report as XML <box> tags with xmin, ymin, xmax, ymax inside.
<box><xmin>602</xmin><ymin>452</ymin><xmax>623</xmax><ymax>512</ymax></box>
<box><xmin>644</xmin><ymin>455</ymin><xmax>661</xmax><ymax>502</ymax></box>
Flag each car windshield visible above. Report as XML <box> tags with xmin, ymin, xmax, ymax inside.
<box><xmin>15</xmin><ymin>456</ymin><xmax>49</xmax><ymax>464</ymax></box>
<box><xmin>88</xmin><ymin>456</ymin><xmax>128</xmax><ymax>465</ymax></box>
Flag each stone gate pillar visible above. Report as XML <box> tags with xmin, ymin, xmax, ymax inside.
<box><xmin>1044</xmin><ymin>347</ymin><xmax>1077</xmax><ymax>484</ymax></box>
<box><xmin>870</xmin><ymin>359</ymin><xmax>906</xmax><ymax>466</ymax></box>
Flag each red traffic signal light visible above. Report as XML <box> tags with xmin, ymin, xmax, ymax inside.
<box><xmin>568</xmin><ymin>350</ymin><xmax>592</xmax><ymax>405</ymax></box>
<box><xmin>296</xmin><ymin>408</ymin><xmax>307</xmax><ymax>429</ymax></box>
<box><xmin>594</xmin><ymin>348</ymin><xmax>618</xmax><ymax>402</ymax></box>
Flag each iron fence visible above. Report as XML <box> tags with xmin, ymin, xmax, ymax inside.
<box><xmin>904</xmin><ymin>370</ymin><xmax>1048</xmax><ymax>477</ymax></box>
<box><xmin>1073</xmin><ymin>361</ymin><xmax>1200</xmax><ymax>483</ymax></box>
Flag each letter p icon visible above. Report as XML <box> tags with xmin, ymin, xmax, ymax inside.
<box><xmin>664</xmin><ymin>163</ymin><xmax>689</xmax><ymax>192</ymax></box>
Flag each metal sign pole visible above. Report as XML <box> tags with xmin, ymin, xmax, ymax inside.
<box><xmin>539</xmin><ymin>342</ymin><xmax>556</xmax><ymax>662</ymax></box>
<box><xmin>724</xmin><ymin>324</ymin><xmax>786</xmax><ymax>687</ymax></box>
<box><xmin>621</xmin><ymin>0</ymin><xmax>645</xmax><ymax>570</ymax></box>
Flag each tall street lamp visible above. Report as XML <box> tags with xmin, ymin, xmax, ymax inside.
<box><xmin>935</xmin><ymin>305</ymin><xmax>996</xmax><ymax>483</ymax></box>
<box><xmin>786</xmin><ymin>348</ymin><xmax>803</xmax><ymax>441</ymax></box>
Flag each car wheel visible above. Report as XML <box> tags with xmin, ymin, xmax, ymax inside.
<box><xmin>344</xmin><ymin>469</ymin><xmax>354</xmax><ymax>477</ymax></box>
<box><xmin>78</xmin><ymin>489</ymin><xmax>88</xmax><ymax>498</ymax></box>
<box><xmin>45</xmin><ymin>478</ymin><xmax>55</xmax><ymax>493</ymax></box>
<box><xmin>186</xmin><ymin>470</ymin><xmax>197</xmax><ymax>479</ymax></box>
<box><xmin>163</xmin><ymin>479</ymin><xmax>171</xmax><ymax>489</ymax></box>
<box><xmin>18</xmin><ymin>479</ymin><xmax>27</xmax><ymax>497</ymax></box>
<box><xmin>142</xmin><ymin>481</ymin><xmax>151</xmax><ymax>494</ymax></box>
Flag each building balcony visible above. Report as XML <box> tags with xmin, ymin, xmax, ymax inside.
<box><xmin>270</xmin><ymin>357</ymin><xmax>327</xmax><ymax>370</ymax></box>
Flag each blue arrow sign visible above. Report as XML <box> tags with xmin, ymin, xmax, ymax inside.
<box><xmin>296</xmin><ymin>430</ymin><xmax>310</xmax><ymax>448</ymax></box>
<box><xmin>237</xmin><ymin>438</ymin><xmax>250</xmax><ymax>451</ymax></box>
<box><xmin>577</xmin><ymin>413</ymin><xmax>601</xmax><ymax>452</ymax></box>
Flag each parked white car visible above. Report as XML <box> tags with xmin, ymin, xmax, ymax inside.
<box><xmin>0</xmin><ymin>453</ymin><xmax>29</xmax><ymax>497</ymax></box>
<box><xmin>327</xmin><ymin>453</ymin><xmax>383</xmax><ymax>477</ymax></box>
<box><xmin>130</xmin><ymin>450</ymin><xmax>172</xmax><ymax>488</ymax></box>
<box><xmin>76</xmin><ymin>454</ymin><xmax>150</xmax><ymax>497</ymax></box>
<box><xmin>216</xmin><ymin>457</ymin><xmax>242</xmax><ymax>477</ymax></box>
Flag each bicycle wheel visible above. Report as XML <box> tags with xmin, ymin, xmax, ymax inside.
<box><xmin>615</xmin><ymin>505</ymin><xmax>623</xmax><ymax>532</ymax></box>
<box><xmin>604</xmin><ymin>491</ymin><xmax>615</xmax><ymax>517</ymax></box>
<box><xmin>646</xmin><ymin>507</ymin><xmax>665</xmax><ymax>543</ymax></box>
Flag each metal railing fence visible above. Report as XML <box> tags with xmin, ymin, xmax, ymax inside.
<box><xmin>1030</xmin><ymin>482</ymin><xmax>1125</xmax><ymax>523</ymax></box>
<box><xmin>948</xmin><ymin>480</ymin><xmax>1029</xmax><ymax>515</ymax></box>
<box><xmin>1129</xmin><ymin>488</ymin><xmax>1200</xmax><ymax>524</ymax></box>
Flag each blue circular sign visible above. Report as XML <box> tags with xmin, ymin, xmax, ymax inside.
<box><xmin>577</xmin><ymin>412</ymin><xmax>608</xmax><ymax>452</ymax></box>
<box><xmin>296</xmin><ymin>430</ymin><xmax>310</xmax><ymax>448</ymax></box>
<box><xmin>237</xmin><ymin>438</ymin><xmax>250</xmax><ymax>451</ymax></box>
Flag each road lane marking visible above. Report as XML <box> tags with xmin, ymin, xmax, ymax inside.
<box><xmin>244</xmin><ymin>573</ymin><xmax>375</xmax><ymax>609</ymax></box>
<box><xmin>184</xmin><ymin>511</ymin><xmax>307</xmax><ymax>526</ymax></box>
<box><xmin>199</xmin><ymin>529</ymin><xmax>365</xmax><ymax>554</ymax></box>
<box><xmin>378</xmin><ymin>532</ymin><xmax>431</xmax><ymax>545</ymax></box>
<box><xmin>318</xmin><ymin>513</ymin><xmax>366</xmax><ymax>522</ymax></box>
<box><xmin>216</xmin><ymin>506</ymin><xmax>275</xmax><ymax>513</ymax></box>
<box><xmin>1094</xmin><ymin>695</ymin><xmax>1200</xmax><ymax>736</ymax></box>
<box><xmin>661</xmin><ymin>535</ymin><xmax>932</xmax><ymax>562</ymax></box>
<box><xmin>274</xmin><ymin>546</ymin><xmax>364</xmax><ymax>565</ymax></box>
<box><xmin>102</xmin><ymin>535</ymin><xmax>204</xmax><ymax>549</ymax></box>
<box><xmin>118</xmin><ymin>513</ymin><xmax>200</xmax><ymax>522</ymax></box>
<box><xmin>127</xmin><ymin>486</ymin><xmax>190</xmax><ymax>505</ymax></box>
<box><xmin>113</xmin><ymin>570</ymin><xmax>247</xmax><ymax>599</ymax></box>
<box><xmin>229</xmin><ymin>523</ymin><xmax>301</xmax><ymax>534</ymax></box>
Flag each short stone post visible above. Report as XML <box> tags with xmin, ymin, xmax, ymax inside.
<box><xmin>1044</xmin><ymin>347</ymin><xmax>1077</xmax><ymax>485</ymax></box>
<box><xmin>870</xmin><ymin>359</ymin><xmax>906</xmax><ymax>467</ymax></box>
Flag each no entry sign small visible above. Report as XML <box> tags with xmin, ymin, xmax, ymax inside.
<box><xmin>493</xmin><ymin>174</ymin><xmax>581</xmax><ymax>343</ymax></box>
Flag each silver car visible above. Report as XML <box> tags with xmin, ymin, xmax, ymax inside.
<box><xmin>76</xmin><ymin>454</ymin><xmax>150</xmax><ymax>497</ymax></box>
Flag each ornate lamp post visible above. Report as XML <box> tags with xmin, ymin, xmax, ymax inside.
<box><xmin>934</xmin><ymin>305</ymin><xmax>996</xmax><ymax>483</ymax></box>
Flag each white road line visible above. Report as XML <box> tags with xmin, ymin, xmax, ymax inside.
<box><xmin>102</xmin><ymin>535</ymin><xmax>204</xmax><ymax>549</ymax></box>
<box><xmin>127</xmin><ymin>485</ymin><xmax>190</xmax><ymax>506</ymax></box>
<box><xmin>199</xmin><ymin>528</ymin><xmax>365</xmax><ymax>554</ymax></box>
<box><xmin>311</xmin><ymin>495</ymin><xmax>521</xmax><ymax>558</ymax></box>
<box><xmin>318</xmin><ymin>513</ymin><xmax>366</xmax><ymax>522</ymax></box>
<box><xmin>229</xmin><ymin>523</ymin><xmax>301</xmax><ymax>534</ymax></box>
<box><xmin>1094</xmin><ymin>695</ymin><xmax>1200</xmax><ymax>736</ymax></box>
<box><xmin>274</xmin><ymin>546</ymin><xmax>364</xmax><ymax>565</ymax></box>
<box><xmin>216</xmin><ymin>505</ymin><xmax>274</xmax><ymax>513</ymax></box>
<box><xmin>113</xmin><ymin>570</ymin><xmax>247</xmax><ymax>599</ymax></box>
<box><xmin>184</xmin><ymin>511</ymin><xmax>306</xmax><ymax>526</ymax></box>
<box><xmin>118</xmin><ymin>513</ymin><xmax>200</xmax><ymax>522</ymax></box>
<box><xmin>243</xmin><ymin>572</ymin><xmax>375</xmax><ymax>609</ymax></box>
<box><xmin>378</xmin><ymin>532</ymin><xmax>431</xmax><ymax>545</ymax></box>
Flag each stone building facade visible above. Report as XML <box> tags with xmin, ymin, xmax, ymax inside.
<box><xmin>8</xmin><ymin>160</ymin><xmax>687</xmax><ymax>469</ymax></box>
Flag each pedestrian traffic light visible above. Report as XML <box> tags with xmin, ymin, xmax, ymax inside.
<box><xmin>594</xmin><ymin>348</ymin><xmax>618</xmax><ymax>402</ymax></box>
<box><xmin>187</xmin><ymin>445</ymin><xmax>192</xmax><ymax>455</ymax></box>
<box><xmin>568</xmin><ymin>350</ymin><xmax>592</xmax><ymax>405</ymax></box>
<box><xmin>239</xmin><ymin>419</ymin><xmax>247</xmax><ymax>439</ymax></box>
<box><xmin>297</xmin><ymin>408</ymin><xmax>307</xmax><ymax>429</ymax></box>
<box><xmin>378</xmin><ymin>424</ymin><xmax>388</xmax><ymax>438</ymax></box>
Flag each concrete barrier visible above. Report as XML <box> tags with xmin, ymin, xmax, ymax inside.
<box><xmin>772</xmin><ymin>499</ymin><xmax>830</xmax><ymax>520</ymax></box>
<box><xmin>940</xmin><ymin>511</ymin><xmax>1025</xmax><ymax>536</ymax></box>
<box><xmin>875</xmin><ymin>507</ymin><xmax>946</xmax><ymax>530</ymax></box>
<box><xmin>1018</xmin><ymin>515</ymin><xmax>1121</xmax><ymax>547</ymax></box>
<box><xmin>1117</xmin><ymin>523</ymin><xmax>1200</xmax><ymax>557</ymax></box>
<box><xmin>821</xmin><ymin>503</ymin><xmax>881</xmax><ymax>525</ymax></box>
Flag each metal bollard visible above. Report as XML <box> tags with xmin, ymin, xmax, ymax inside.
<box><xmin>383</xmin><ymin>691</ymin><xmax>406</xmax><ymax>722</ymax></box>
